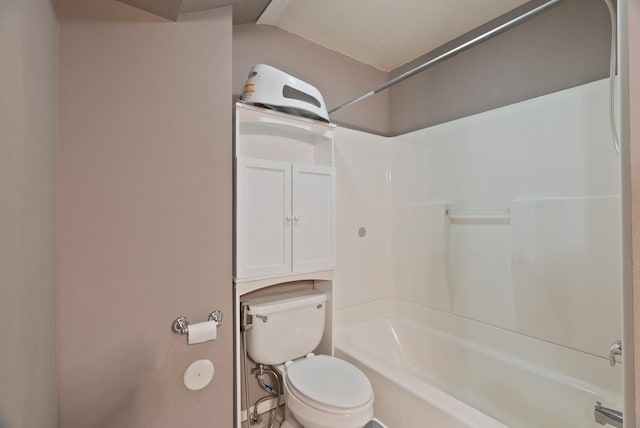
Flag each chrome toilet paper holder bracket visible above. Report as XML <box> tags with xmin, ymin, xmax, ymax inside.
<box><xmin>171</xmin><ymin>310</ymin><xmax>223</xmax><ymax>335</ymax></box>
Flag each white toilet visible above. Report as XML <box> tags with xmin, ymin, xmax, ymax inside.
<box><xmin>245</xmin><ymin>290</ymin><xmax>374</xmax><ymax>428</ymax></box>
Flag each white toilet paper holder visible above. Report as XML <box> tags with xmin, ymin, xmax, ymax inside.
<box><xmin>172</xmin><ymin>311</ymin><xmax>223</xmax><ymax>335</ymax></box>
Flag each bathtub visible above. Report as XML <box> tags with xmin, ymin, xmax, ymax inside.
<box><xmin>334</xmin><ymin>314</ymin><xmax>622</xmax><ymax>428</ymax></box>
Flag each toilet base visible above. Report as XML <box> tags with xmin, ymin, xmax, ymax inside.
<box><xmin>281</xmin><ymin>406</ymin><xmax>303</xmax><ymax>428</ymax></box>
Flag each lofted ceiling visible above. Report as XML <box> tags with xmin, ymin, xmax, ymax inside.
<box><xmin>181</xmin><ymin>0</ymin><xmax>271</xmax><ymax>24</ymax></box>
<box><xmin>117</xmin><ymin>0</ymin><xmax>271</xmax><ymax>24</ymax></box>
<box><xmin>118</xmin><ymin>0</ymin><xmax>535</xmax><ymax>72</ymax></box>
<box><xmin>258</xmin><ymin>0</ymin><xmax>532</xmax><ymax>71</ymax></box>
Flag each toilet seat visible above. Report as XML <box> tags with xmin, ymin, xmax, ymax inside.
<box><xmin>286</xmin><ymin>355</ymin><xmax>373</xmax><ymax>410</ymax></box>
<box><xmin>281</xmin><ymin>354</ymin><xmax>374</xmax><ymax>428</ymax></box>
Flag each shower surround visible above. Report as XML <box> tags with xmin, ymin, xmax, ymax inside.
<box><xmin>333</xmin><ymin>79</ymin><xmax>622</xmax><ymax>427</ymax></box>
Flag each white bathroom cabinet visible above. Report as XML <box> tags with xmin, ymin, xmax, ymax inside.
<box><xmin>233</xmin><ymin>103</ymin><xmax>337</xmax><ymax>428</ymax></box>
<box><xmin>234</xmin><ymin>103</ymin><xmax>336</xmax><ymax>281</ymax></box>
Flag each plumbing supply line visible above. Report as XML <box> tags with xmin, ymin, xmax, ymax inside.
<box><xmin>328</xmin><ymin>0</ymin><xmax>563</xmax><ymax>114</ymax></box>
<box><xmin>261</xmin><ymin>367</ymin><xmax>282</xmax><ymax>428</ymax></box>
<box><xmin>241</xmin><ymin>322</ymin><xmax>257</xmax><ymax>425</ymax></box>
<box><xmin>252</xmin><ymin>366</ymin><xmax>283</xmax><ymax>428</ymax></box>
<box><xmin>252</xmin><ymin>395</ymin><xmax>281</xmax><ymax>428</ymax></box>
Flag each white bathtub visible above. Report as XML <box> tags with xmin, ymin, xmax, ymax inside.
<box><xmin>334</xmin><ymin>314</ymin><xmax>622</xmax><ymax>428</ymax></box>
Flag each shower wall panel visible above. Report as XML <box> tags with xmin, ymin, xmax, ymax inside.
<box><xmin>388</xmin><ymin>79</ymin><xmax>621</xmax><ymax>358</ymax></box>
<box><xmin>333</xmin><ymin>128</ymin><xmax>392</xmax><ymax>311</ymax></box>
<box><xmin>333</xmin><ymin>79</ymin><xmax>620</xmax><ymax>359</ymax></box>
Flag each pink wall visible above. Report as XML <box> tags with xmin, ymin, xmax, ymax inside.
<box><xmin>388</xmin><ymin>0</ymin><xmax>613</xmax><ymax>134</ymax></box>
<box><xmin>0</xmin><ymin>0</ymin><xmax>58</xmax><ymax>426</ymax></box>
<box><xmin>57</xmin><ymin>1</ymin><xmax>232</xmax><ymax>427</ymax></box>
<box><xmin>628</xmin><ymin>0</ymin><xmax>640</xmax><ymax>424</ymax></box>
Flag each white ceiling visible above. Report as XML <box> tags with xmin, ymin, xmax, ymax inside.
<box><xmin>181</xmin><ymin>0</ymin><xmax>271</xmax><ymax>24</ymax></box>
<box><xmin>258</xmin><ymin>0</ymin><xmax>531</xmax><ymax>72</ymax></box>
<box><xmin>117</xmin><ymin>0</ymin><xmax>271</xmax><ymax>23</ymax></box>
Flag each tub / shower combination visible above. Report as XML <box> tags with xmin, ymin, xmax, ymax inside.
<box><xmin>334</xmin><ymin>301</ymin><xmax>622</xmax><ymax>428</ymax></box>
<box><xmin>331</xmin><ymin>75</ymin><xmax>624</xmax><ymax>427</ymax></box>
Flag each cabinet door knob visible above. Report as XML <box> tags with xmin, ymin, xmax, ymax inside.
<box><xmin>285</xmin><ymin>216</ymin><xmax>293</xmax><ymax>222</ymax></box>
<box><xmin>293</xmin><ymin>216</ymin><xmax>300</xmax><ymax>222</ymax></box>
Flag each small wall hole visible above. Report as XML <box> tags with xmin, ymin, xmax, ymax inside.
<box><xmin>358</xmin><ymin>227</ymin><xmax>367</xmax><ymax>238</ymax></box>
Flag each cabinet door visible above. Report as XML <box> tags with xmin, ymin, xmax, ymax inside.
<box><xmin>236</xmin><ymin>158</ymin><xmax>292</xmax><ymax>279</ymax></box>
<box><xmin>292</xmin><ymin>164</ymin><xmax>336</xmax><ymax>273</ymax></box>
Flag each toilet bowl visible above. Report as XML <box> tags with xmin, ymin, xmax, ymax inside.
<box><xmin>244</xmin><ymin>291</ymin><xmax>375</xmax><ymax>428</ymax></box>
<box><xmin>278</xmin><ymin>354</ymin><xmax>374</xmax><ymax>428</ymax></box>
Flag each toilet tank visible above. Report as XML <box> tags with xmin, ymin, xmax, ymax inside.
<box><xmin>245</xmin><ymin>291</ymin><xmax>328</xmax><ymax>365</ymax></box>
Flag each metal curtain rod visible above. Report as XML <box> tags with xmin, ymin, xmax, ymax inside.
<box><xmin>328</xmin><ymin>0</ymin><xmax>564</xmax><ymax>114</ymax></box>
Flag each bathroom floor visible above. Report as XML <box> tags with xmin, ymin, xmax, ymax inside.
<box><xmin>364</xmin><ymin>419</ymin><xmax>388</xmax><ymax>428</ymax></box>
<box><xmin>243</xmin><ymin>405</ymin><xmax>387</xmax><ymax>428</ymax></box>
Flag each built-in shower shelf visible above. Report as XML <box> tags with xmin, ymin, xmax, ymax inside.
<box><xmin>446</xmin><ymin>207</ymin><xmax>511</xmax><ymax>225</ymax></box>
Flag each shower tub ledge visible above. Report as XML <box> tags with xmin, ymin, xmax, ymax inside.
<box><xmin>334</xmin><ymin>314</ymin><xmax>621</xmax><ymax>428</ymax></box>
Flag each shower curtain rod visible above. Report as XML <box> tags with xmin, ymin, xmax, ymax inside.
<box><xmin>328</xmin><ymin>0</ymin><xmax>564</xmax><ymax>115</ymax></box>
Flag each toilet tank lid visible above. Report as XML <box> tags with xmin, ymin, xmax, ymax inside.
<box><xmin>247</xmin><ymin>291</ymin><xmax>327</xmax><ymax>316</ymax></box>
